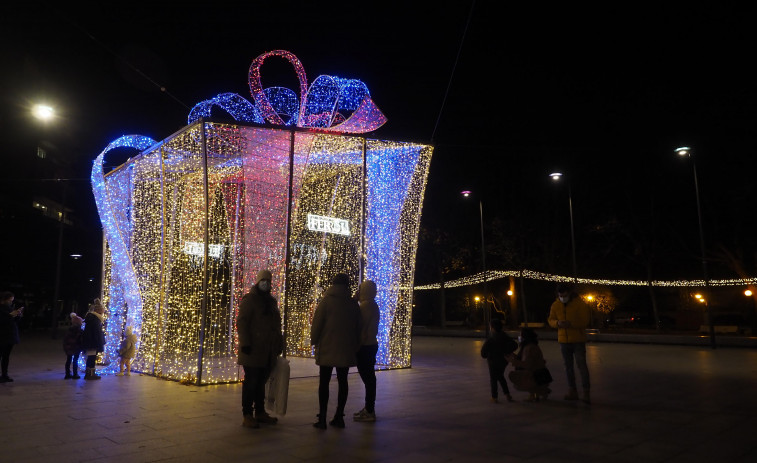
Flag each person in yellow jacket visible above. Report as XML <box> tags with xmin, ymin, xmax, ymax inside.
<box><xmin>547</xmin><ymin>283</ymin><xmax>591</xmax><ymax>404</ymax></box>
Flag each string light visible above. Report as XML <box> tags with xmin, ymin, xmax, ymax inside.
<box><xmin>413</xmin><ymin>269</ymin><xmax>757</xmax><ymax>290</ymax></box>
<box><xmin>92</xmin><ymin>51</ymin><xmax>430</xmax><ymax>383</ymax></box>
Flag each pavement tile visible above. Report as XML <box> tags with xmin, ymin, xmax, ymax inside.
<box><xmin>1</xmin><ymin>330</ymin><xmax>755</xmax><ymax>462</ymax></box>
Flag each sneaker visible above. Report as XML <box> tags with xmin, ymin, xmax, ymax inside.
<box><xmin>313</xmin><ymin>414</ymin><xmax>327</xmax><ymax>429</ymax></box>
<box><xmin>353</xmin><ymin>409</ymin><xmax>376</xmax><ymax>422</ymax></box>
<box><xmin>563</xmin><ymin>389</ymin><xmax>579</xmax><ymax>401</ymax></box>
<box><xmin>329</xmin><ymin>414</ymin><xmax>345</xmax><ymax>428</ymax></box>
<box><xmin>242</xmin><ymin>415</ymin><xmax>259</xmax><ymax>428</ymax></box>
<box><xmin>125</xmin><ymin>371</ymin><xmax>131</xmax><ymax>376</ymax></box>
<box><xmin>115</xmin><ymin>372</ymin><xmax>124</xmax><ymax>376</ymax></box>
<box><xmin>255</xmin><ymin>412</ymin><xmax>278</xmax><ymax>424</ymax></box>
<box><xmin>490</xmin><ymin>397</ymin><xmax>499</xmax><ymax>404</ymax></box>
<box><xmin>1</xmin><ymin>376</ymin><xmax>14</xmax><ymax>382</ymax></box>
<box><xmin>353</xmin><ymin>407</ymin><xmax>367</xmax><ymax>417</ymax></box>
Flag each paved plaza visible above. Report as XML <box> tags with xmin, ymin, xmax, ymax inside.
<box><xmin>1</xmin><ymin>331</ymin><xmax>755</xmax><ymax>462</ymax></box>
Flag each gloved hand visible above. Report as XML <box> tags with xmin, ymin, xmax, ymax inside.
<box><xmin>241</xmin><ymin>346</ymin><xmax>251</xmax><ymax>355</ymax></box>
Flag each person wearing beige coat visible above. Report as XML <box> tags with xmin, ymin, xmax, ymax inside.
<box><xmin>310</xmin><ymin>273</ymin><xmax>361</xmax><ymax>429</ymax></box>
<box><xmin>354</xmin><ymin>280</ymin><xmax>380</xmax><ymax>422</ymax></box>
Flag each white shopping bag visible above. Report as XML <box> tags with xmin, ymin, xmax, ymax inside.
<box><xmin>266</xmin><ymin>356</ymin><xmax>290</xmax><ymax>415</ymax></box>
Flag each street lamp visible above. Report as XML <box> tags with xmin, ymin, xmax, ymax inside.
<box><xmin>32</xmin><ymin>104</ymin><xmax>55</xmax><ymax>122</ymax></box>
<box><xmin>549</xmin><ymin>172</ymin><xmax>577</xmax><ymax>283</ymax></box>
<box><xmin>461</xmin><ymin>190</ymin><xmax>489</xmax><ymax>336</ymax></box>
<box><xmin>32</xmin><ymin>103</ymin><xmax>66</xmax><ymax>337</ymax></box>
<box><xmin>675</xmin><ymin>146</ymin><xmax>715</xmax><ymax>349</ymax></box>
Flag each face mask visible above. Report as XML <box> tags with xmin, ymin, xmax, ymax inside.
<box><xmin>258</xmin><ymin>281</ymin><xmax>270</xmax><ymax>292</ymax></box>
<box><xmin>559</xmin><ymin>295</ymin><xmax>570</xmax><ymax>303</ymax></box>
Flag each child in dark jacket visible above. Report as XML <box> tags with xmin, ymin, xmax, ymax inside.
<box><xmin>62</xmin><ymin>313</ymin><xmax>84</xmax><ymax>379</ymax></box>
<box><xmin>480</xmin><ymin>319</ymin><xmax>518</xmax><ymax>403</ymax></box>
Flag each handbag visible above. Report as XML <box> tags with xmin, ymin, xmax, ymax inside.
<box><xmin>533</xmin><ymin>367</ymin><xmax>553</xmax><ymax>385</ymax></box>
<box><xmin>265</xmin><ymin>356</ymin><xmax>290</xmax><ymax>415</ymax></box>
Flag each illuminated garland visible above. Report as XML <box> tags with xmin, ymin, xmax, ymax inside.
<box><xmin>189</xmin><ymin>49</ymin><xmax>387</xmax><ymax>133</ymax></box>
<box><xmin>413</xmin><ymin>269</ymin><xmax>757</xmax><ymax>290</ymax></box>
<box><xmin>93</xmin><ymin>51</ymin><xmax>430</xmax><ymax>383</ymax></box>
<box><xmin>91</xmin><ymin>135</ymin><xmax>157</xmax><ymax>371</ymax></box>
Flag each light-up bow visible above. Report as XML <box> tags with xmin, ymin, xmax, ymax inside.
<box><xmin>188</xmin><ymin>50</ymin><xmax>387</xmax><ymax>133</ymax></box>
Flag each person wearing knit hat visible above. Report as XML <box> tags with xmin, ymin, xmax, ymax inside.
<box><xmin>62</xmin><ymin>312</ymin><xmax>84</xmax><ymax>379</ymax></box>
<box><xmin>310</xmin><ymin>272</ymin><xmax>361</xmax><ymax>429</ymax></box>
<box><xmin>237</xmin><ymin>269</ymin><xmax>283</xmax><ymax>428</ymax></box>
<box><xmin>256</xmin><ymin>269</ymin><xmax>273</xmax><ymax>283</ymax></box>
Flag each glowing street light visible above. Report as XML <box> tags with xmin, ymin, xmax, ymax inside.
<box><xmin>676</xmin><ymin>146</ymin><xmax>715</xmax><ymax>348</ymax></box>
<box><xmin>549</xmin><ymin>172</ymin><xmax>577</xmax><ymax>283</ymax></box>
<box><xmin>32</xmin><ymin>104</ymin><xmax>55</xmax><ymax>122</ymax></box>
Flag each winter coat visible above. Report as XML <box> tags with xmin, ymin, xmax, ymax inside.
<box><xmin>310</xmin><ymin>283</ymin><xmax>361</xmax><ymax>367</ymax></box>
<box><xmin>82</xmin><ymin>312</ymin><xmax>106</xmax><ymax>353</ymax></box>
<box><xmin>508</xmin><ymin>343</ymin><xmax>549</xmax><ymax>393</ymax></box>
<box><xmin>0</xmin><ymin>302</ymin><xmax>20</xmax><ymax>345</ymax></box>
<box><xmin>118</xmin><ymin>333</ymin><xmax>138</xmax><ymax>359</ymax></box>
<box><xmin>480</xmin><ymin>330</ymin><xmax>518</xmax><ymax>369</ymax></box>
<box><xmin>63</xmin><ymin>326</ymin><xmax>83</xmax><ymax>356</ymax></box>
<box><xmin>358</xmin><ymin>280</ymin><xmax>380</xmax><ymax>347</ymax></box>
<box><xmin>236</xmin><ymin>286</ymin><xmax>283</xmax><ymax>369</ymax></box>
<box><xmin>548</xmin><ymin>294</ymin><xmax>591</xmax><ymax>343</ymax></box>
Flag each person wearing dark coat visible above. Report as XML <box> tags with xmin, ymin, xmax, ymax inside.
<box><xmin>82</xmin><ymin>299</ymin><xmax>106</xmax><ymax>381</ymax></box>
<box><xmin>480</xmin><ymin>318</ymin><xmax>518</xmax><ymax>403</ymax></box>
<box><xmin>0</xmin><ymin>291</ymin><xmax>23</xmax><ymax>383</ymax></box>
<box><xmin>236</xmin><ymin>269</ymin><xmax>283</xmax><ymax>429</ymax></box>
<box><xmin>310</xmin><ymin>273</ymin><xmax>361</xmax><ymax>429</ymax></box>
<box><xmin>62</xmin><ymin>312</ymin><xmax>84</xmax><ymax>379</ymax></box>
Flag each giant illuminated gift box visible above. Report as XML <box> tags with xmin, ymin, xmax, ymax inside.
<box><xmin>91</xmin><ymin>50</ymin><xmax>433</xmax><ymax>384</ymax></box>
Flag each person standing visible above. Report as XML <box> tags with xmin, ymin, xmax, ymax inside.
<box><xmin>237</xmin><ymin>270</ymin><xmax>283</xmax><ymax>429</ymax></box>
<box><xmin>480</xmin><ymin>318</ymin><xmax>517</xmax><ymax>403</ymax></box>
<box><xmin>116</xmin><ymin>326</ymin><xmax>137</xmax><ymax>376</ymax></box>
<box><xmin>547</xmin><ymin>283</ymin><xmax>591</xmax><ymax>403</ymax></box>
<box><xmin>82</xmin><ymin>299</ymin><xmax>106</xmax><ymax>380</ymax></box>
<box><xmin>63</xmin><ymin>312</ymin><xmax>84</xmax><ymax>379</ymax></box>
<box><xmin>0</xmin><ymin>291</ymin><xmax>23</xmax><ymax>383</ymax></box>
<box><xmin>310</xmin><ymin>273</ymin><xmax>361</xmax><ymax>429</ymax></box>
<box><xmin>353</xmin><ymin>279</ymin><xmax>380</xmax><ymax>422</ymax></box>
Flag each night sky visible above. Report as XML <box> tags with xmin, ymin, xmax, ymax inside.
<box><xmin>4</xmin><ymin>2</ymin><xmax>757</xmax><ymax>291</ymax></box>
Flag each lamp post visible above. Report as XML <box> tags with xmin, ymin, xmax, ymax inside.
<box><xmin>549</xmin><ymin>172</ymin><xmax>577</xmax><ymax>284</ymax></box>
<box><xmin>675</xmin><ymin>146</ymin><xmax>715</xmax><ymax>349</ymax></box>
<box><xmin>461</xmin><ymin>190</ymin><xmax>489</xmax><ymax>336</ymax></box>
<box><xmin>32</xmin><ymin>103</ymin><xmax>64</xmax><ymax>337</ymax></box>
